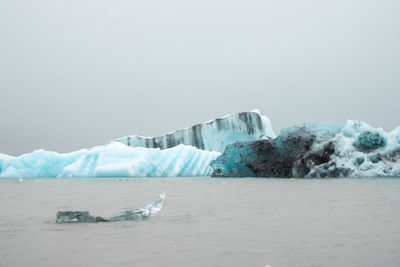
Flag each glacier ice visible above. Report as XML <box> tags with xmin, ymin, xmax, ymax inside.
<box><xmin>0</xmin><ymin>153</ymin><xmax>14</xmax><ymax>174</ymax></box>
<box><xmin>308</xmin><ymin>120</ymin><xmax>400</xmax><ymax>177</ymax></box>
<box><xmin>2</xmin><ymin>109</ymin><xmax>400</xmax><ymax>178</ymax></box>
<box><xmin>211</xmin><ymin>120</ymin><xmax>400</xmax><ymax>178</ymax></box>
<box><xmin>0</xmin><ymin>110</ymin><xmax>272</xmax><ymax>178</ymax></box>
<box><xmin>0</xmin><ymin>143</ymin><xmax>220</xmax><ymax>178</ymax></box>
<box><xmin>110</xmin><ymin>110</ymin><xmax>275</xmax><ymax>153</ymax></box>
<box><xmin>57</xmin><ymin>193</ymin><xmax>165</xmax><ymax>223</ymax></box>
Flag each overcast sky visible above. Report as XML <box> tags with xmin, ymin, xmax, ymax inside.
<box><xmin>1</xmin><ymin>0</ymin><xmax>399</xmax><ymax>155</ymax></box>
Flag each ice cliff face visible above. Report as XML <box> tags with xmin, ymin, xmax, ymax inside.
<box><xmin>110</xmin><ymin>110</ymin><xmax>275</xmax><ymax>153</ymax></box>
<box><xmin>0</xmin><ymin>143</ymin><xmax>220</xmax><ymax>178</ymax></box>
<box><xmin>211</xmin><ymin>121</ymin><xmax>400</xmax><ymax>178</ymax></box>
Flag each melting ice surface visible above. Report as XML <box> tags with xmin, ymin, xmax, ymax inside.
<box><xmin>111</xmin><ymin>110</ymin><xmax>275</xmax><ymax>153</ymax></box>
<box><xmin>312</xmin><ymin>120</ymin><xmax>400</xmax><ymax>177</ymax></box>
<box><xmin>0</xmin><ymin>143</ymin><xmax>220</xmax><ymax>178</ymax></box>
<box><xmin>211</xmin><ymin>120</ymin><xmax>400</xmax><ymax>178</ymax></box>
<box><xmin>56</xmin><ymin>193</ymin><xmax>165</xmax><ymax>223</ymax></box>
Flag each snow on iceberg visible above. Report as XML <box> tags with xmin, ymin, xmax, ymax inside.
<box><xmin>0</xmin><ymin>143</ymin><xmax>220</xmax><ymax>178</ymax></box>
<box><xmin>110</xmin><ymin>110</ymin><xmax>275</xmax><ymax>153</ymax></box>
<box><xmin>308</xmin><ymin>120</ymin><xmax>400</xmax><ymax>177</ymax></box>
<box><xmin>211</xmin><ymin>120</ymin><xmax>400</xmax><ymax>178</ymax></box>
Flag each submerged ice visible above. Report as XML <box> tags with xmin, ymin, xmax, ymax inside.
<box><xmin>211</xmin><ymin>120</ymin><xmax>400</xmax><ymax>178</ymax></box>
<box><xmin>57</xmin><ymin>193</ymin><xmax>165</xmax><ymax>223</ymax></box>
<box><xmin>111</xmin><ymin>110</ymin><xmax>275</xmax><ymax>153</ymax></box>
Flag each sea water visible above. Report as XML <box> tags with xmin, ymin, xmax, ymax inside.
<box><xmin>0</xmin><ymin>178</ymin><xmax>400</xmax><ymax>267</ymax></box>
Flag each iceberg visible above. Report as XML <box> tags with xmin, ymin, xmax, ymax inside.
<box><xmin>0</xmin><ymin>143</ymin><xmax>220</xmax><ymax>178</ymax></box>
<box><xmin>211</xmin><ymin>120</ymin><xmax>400</xmax><ymax>178</ymax></box>
<box><xmin>0</xmin><ymin>110</ymin><xmax>274</xmax><ymax>178</ymax></box>
<box><xmin>110</xmin><ymin>110</ymin><xmax>275</xmax><ymax>152</ymax></box>
<box><xmin>3</xmin><ymin>109</ymin><xmax>399</xmax><ymax>178</ymax></box>
<box><xmin>57</xmin><ymin>193</ymin><xmax>165</xmax><ymax>223</ymax></box>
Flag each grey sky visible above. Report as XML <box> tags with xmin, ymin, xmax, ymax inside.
<box><xmin>1</xmin><ymin>0</ymin><xmax>399</xmax><ymax>155</ymax></box>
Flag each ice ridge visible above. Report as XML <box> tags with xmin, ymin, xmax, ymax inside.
<box><xmin>110</xmin><ymin>110</ymin><xmax>275</xmax><ymax>153</ymax></box>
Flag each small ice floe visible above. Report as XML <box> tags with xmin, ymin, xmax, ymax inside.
<box><xmin>56</xmin><ymin>193</ymin><xmax>165</xmax><ymax>223</ymax></box>
<box><xmin>18</xmin><ymin>178</ymin><xmax>23</xmax><ymax>182</ymax></box>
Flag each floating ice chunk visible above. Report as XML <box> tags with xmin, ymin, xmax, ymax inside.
<box><xmin>110</xmin><ymin>110</ymin><xmax>275</xmax><ymax>152</ymax></box>
<box><xmin>56</xmin><ymin>211</ymin><xmax>108</xmax><ymax>223</ymax></box>
<box><xmin>110</xmin><ymin>192</ymin><xmax>165</xmax><ymax>222</ymax></box>
<box><xmin>57</xmin><ymin>193</ymin><xmax>165</xmax><ymax>223</ymax></box>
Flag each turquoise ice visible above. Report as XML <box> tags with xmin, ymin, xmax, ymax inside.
<box><xmin>0</xmin><ymin>143</ymin><xmax>220</xmax><ymax>178</ymax></box>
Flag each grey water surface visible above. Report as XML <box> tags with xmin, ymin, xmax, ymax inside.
<box><xmin>1</xmin><ymin>178</ymin><xmax>400</xmax><ymax>267</ymax></box>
